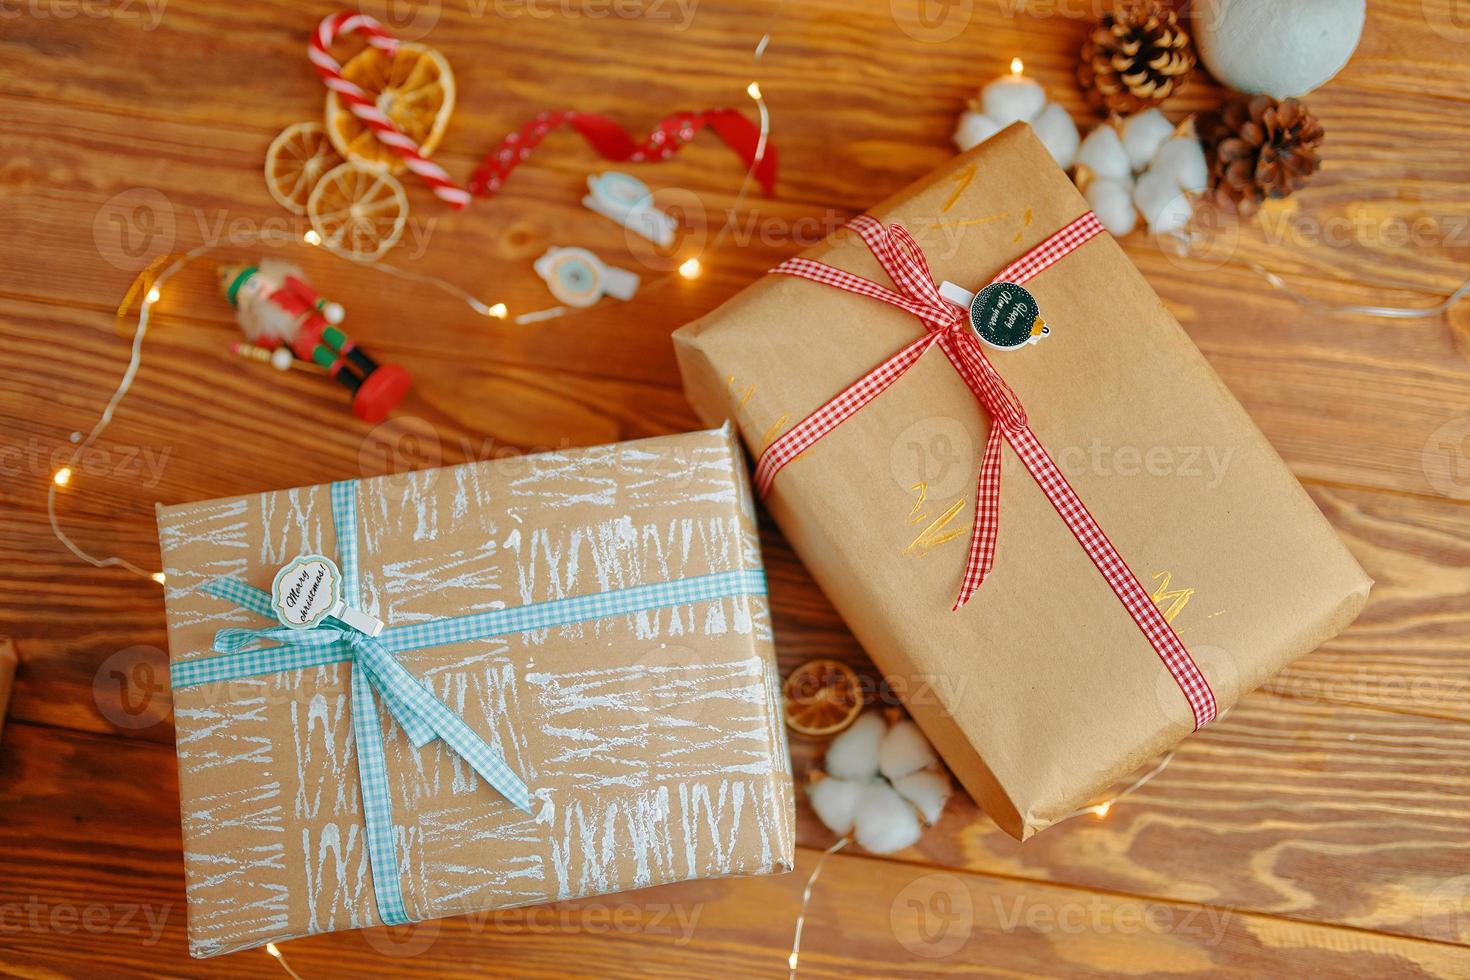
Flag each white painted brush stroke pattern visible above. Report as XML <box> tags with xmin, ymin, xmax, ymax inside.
<box><xmin>158</xmin><ymin>429</ymin><xmax>793</xmax><ymax>957</ymax></box>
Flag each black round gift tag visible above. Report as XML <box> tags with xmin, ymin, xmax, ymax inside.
<box><xmin>967</xmin><ymin>282</ymin><xmax>1048</xmax><ymax>351</ymax></box>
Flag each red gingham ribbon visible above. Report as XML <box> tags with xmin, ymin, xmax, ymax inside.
<box><xmin>754</xmin><ymin>213</ymin><xmax>1217</xmax><ymax>730</ymax></box>
<box><xmin>309</xmin><ymin>12</ymin><xmax>472</xmax><ymax>210</ymax></box>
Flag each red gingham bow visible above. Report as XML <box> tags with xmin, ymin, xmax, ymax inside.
<box><xmin>753</xmin><ymin>212</ymin><xmax>1218</xmax><ymax>730</ymax></box>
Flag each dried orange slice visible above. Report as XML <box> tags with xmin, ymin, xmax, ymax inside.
<box><xmin>307</xmin><ymin>162</ymin><xmax>408</xmax><ymax>262</ymax></box>
<box><xmin>324</xmin><ymin>42</ymin><xmax>454</xmax><ymax>175</ymax></box>
<box><xmin>783</xmin><ymin>659</ymin><xmax>863</xmax><ymax>737</ymax></box>
<box><xmin>264</xmin><ymin>122</ymin><xmax>343</xmax><ymax>215</ymax></box>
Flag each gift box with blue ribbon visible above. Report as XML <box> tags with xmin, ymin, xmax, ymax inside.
<box><xmin>155</xmin><ymin>424</ymin><xmax>793</xmax><ymax>957</ymax></box>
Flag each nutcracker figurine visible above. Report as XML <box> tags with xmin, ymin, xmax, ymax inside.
<box><xmin>219</xmin><ymin>259</ymin><xmax>412</xmax><ymax>423</ymax></box>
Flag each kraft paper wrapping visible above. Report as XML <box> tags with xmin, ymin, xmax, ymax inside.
<box><xmin>155</xmin><ymin>425</ymin><xmax>793</xmax><ymax>957</ymax></box>
<box><xmin>673</xmin><ymin>125</ymin><xmax>1371</xmax><ymax>840</ymax></box>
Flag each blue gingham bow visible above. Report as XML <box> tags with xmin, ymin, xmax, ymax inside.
<box><xmin>208</xmin><ymin>596</ymin><xmax>534</xmax><ymax>807</ymax></box>
<box><xmin>169</xmin><ymin>478</ymin><xmax>769</xmax><ymax>927</ymax></box>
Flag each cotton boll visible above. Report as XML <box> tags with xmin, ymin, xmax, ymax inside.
<box><xmin>893</xmin><ymin>770</ymin><xmax>952</xmax><ymax>826</ymax></box>
<box><xmin>1030</xmin><ymin>102</ymin><xmax>1079</xmax><ymax>171</ymax></box>
<box><xmin>853</xmin><ymin>782</ymin><xmax>923</xmax><ymax>854</ymax></box>
<box><xmin>1075</xmin><ymin>124</ymin><xmax>1131</xmax><ymax>181</ymax></box>
<box><xmin>1084</xmin><ymin>177</ymin><xmax>1138</xmax><ymax>236</ymax></box>
<box><xmin>824</xmin><ymin>711</ymin><xmax>885</xmax><ymax>780</ymax></box>
<box><xmin>808</xmin><ymin>777</ymin><xmax>866</xmax><ymax>835</ymax></box>
<box><xmin>1134</xmin><ymin>170</ymin><xmax>1193</xmax><ymax>235</ymax></box>
<box><xmin>1148</xmin><ymin>193</ymin><xmax>1194</xmax><ymax>236</ymax></box>
<box><xmin>953</xmin><ymin>111</ymin><xmax>1002</xmax><ymax>152</ymax></box>
<box><xmin>980</xmin><ymin>78</ymin><xmax>1046</xmax><ymax>127</ymax></box>
<box><xmin>1120</xmin><ymin>110</ymin><xmax>1175</xmax><ymax>172</ymax></box>
<box><xmin>1150</xmin><ymin>137</ymin><xmax>1208</xmax><ymax>194</ymax></box>
<box><xmin>878</xmin><ymin>720</ymin><xmax>939</xmax><ymax>781</ymax></box>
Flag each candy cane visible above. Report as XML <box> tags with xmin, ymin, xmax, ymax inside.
<box><xmin>309</xmin><ymin>12</ymin><xmax>472</xmax><ymax>210</ymax></box>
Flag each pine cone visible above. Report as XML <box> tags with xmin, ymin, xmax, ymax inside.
<box><xmin>1201</xmin><ymin>95</ymin><xmax>1325</xmax><ymax>216</ymax></box>
<box><xmin>1078</xmin><ymin>1</ymin><xmax>1195</xmax><ymax>116</ymax></box>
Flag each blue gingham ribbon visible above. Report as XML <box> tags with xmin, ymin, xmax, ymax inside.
<box><xmin>171</xmin><ymin>480</ymin><xmax>767</xmax><ymax>926</ymax></box>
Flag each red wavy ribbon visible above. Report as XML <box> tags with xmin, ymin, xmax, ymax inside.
<box><xmin>752</xmin><ymin>213</ymin><xmax>1218</xmax><ymax>731</ymax></box>
<box><xmin>470</xmin><ymin>108</ymin><xmax>777</xmax><ymax>199</ymax></box>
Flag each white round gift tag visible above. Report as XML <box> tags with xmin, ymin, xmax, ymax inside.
<box><xmin>271</xmin><ymin>554</ymin><xmax>343</xmax><ymax>630</ymax></box>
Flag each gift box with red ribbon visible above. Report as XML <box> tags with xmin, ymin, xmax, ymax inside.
<box><xmin>673</xmin><ymin>124</ymin><xmax>1371</xmax><ymax>840</ymax></box>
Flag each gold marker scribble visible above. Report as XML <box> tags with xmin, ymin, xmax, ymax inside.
<box><xmin>908</xmin><ymin>481</ymin><xmax>931</xmax><ymax>525</ymax></box>
<box><xmin>903</xmin><ymin>482</ymin><xmax>970</xmax><ymax>557</ymax></box>
<box><xmin>942</xmin><ymin>163</ymin><xmax>977</xmax><ymax>213</ymax></box>
<box><xmin>1150</xmin><ymin>570</ymin><xmax>1196</xmax><ymax>625</ymax></box>
<box><xmin>760</xmin><ymin>414</ymin><xmax>789</xmax><ymax>452</ymax></box>
<box><xmin>928</xmin><ymin>211</ymin><xmax>1010</xmax><ymax>234</ymax></box>
<box><xmin>726</xmin><ymin>374</ymin><xmax>755</xmax><ymax>410</ymax></box>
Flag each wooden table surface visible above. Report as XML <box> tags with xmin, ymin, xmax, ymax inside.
<box><xmin>5</xmin><ymin>0</ymin><xmax>1470</xmax><ymax>976</ymax></box>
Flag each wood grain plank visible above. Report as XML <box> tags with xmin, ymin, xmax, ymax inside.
<box><xmin>10</xmin><ymin>366</ymin><xmax>1470</xmax><ymax>745</ymax></box>
<box><xmin>2</xmin><ymin>721</ymin><xmax>1466</xmax><ymax>978</ymax></box>
<box><xmin>789</xmin><ymin>692</ymin><xmax>1470</xmax><ymax>948</ymax></box>
<box><xmin>7</xmin><ymin>1</ymin><xmax>1470</xmax><ymax>975</ymax></box>
<box><xmin>9</xmin><ymin>79</ymin><xmax>1470</xmax><ymax>498</ymax></box>
<box><xmin>7</xmin><ymin>528</ymin><xmax>1470</xmax><ymax>948</ymax></box>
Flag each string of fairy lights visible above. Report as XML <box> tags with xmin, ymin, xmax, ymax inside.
<box><xmin>54</xmin><ymin>7</ymin><xmax>1463</xmax><ymax>975</ymax></box>
<box><xmin>45</xmin><ymin>15</ymin><xmax>777</xmax><ymax>978</ymax></box>
<box><xmin>47</xmin><ymin>19</ymin><xmax>776</xmax><ymax>588</ymax></box>
<box><xmin>783</xmin><ymin>743</ymin><xmax>1188</xmax><ymax>979</ymax></box>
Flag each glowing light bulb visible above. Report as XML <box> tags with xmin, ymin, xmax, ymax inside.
<box><xmin>266</xmin><ymin>943</ymin><xmax>281</xmax><ymax>958</ymax></box>
<box><xmin>747</xmin><ymin>81</ymin><xmax>762</xmax><ymax>100</ymax></box>
<box><xmin>151</xmin><ymin>571</ymin><xmax>167</xmax><ymax>585</ymax></box>
<box><xmin>788</xmin><ymin>952</ymin><xmax>799</xmax><ymax>970</ymax></box>
<box><xmin>1093</xmin><ymin>801</ymin><xmax>1111</xmax><ymax>819</ymax></box>
<box><xmin>1010</xmin><ymin>57</ymin><xmax>1024</xmax><ymax>76</ymax></box>
<box><xmin>303</xmin><ymin>229</ymin><xmax>322</xmax><ymax>246</ymax></box>
<box><xmin>487</xmin><ymin>302</ymin><xmax>509</xmax><ymax>319</ymax></box>
<box><xmin>53</xmin><ymin>467</ymin><xmax>72</xmax><ymax>487</ymax></box>
<box><xmin>679</xmin><ymin>258</ymin><xmax>702</xmax><ymax>279</ymax></box>
<box><xmin>145</xmin><ymin>286</ymin><xmax>161</xmax><ymax>305</ymax></box>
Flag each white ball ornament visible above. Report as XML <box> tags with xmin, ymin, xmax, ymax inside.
<box><xmin>1193</xmin><ymin>0</ymin><xmax>1365</xmax><ymax>98</ymax></box>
